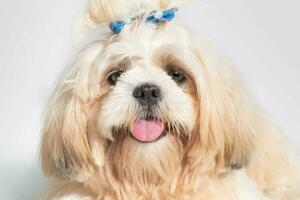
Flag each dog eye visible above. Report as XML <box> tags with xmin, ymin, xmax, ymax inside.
<box><xmin>107</xmin><ymin>70</ymin><xmax>124</xmax><ymax>85</ymax></box>
<box><xmin>167</xmin><ymin>69</ymin><xmax>186</xmax><ymax>84</ymax></box>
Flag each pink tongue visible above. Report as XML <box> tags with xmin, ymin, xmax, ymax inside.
<box><xmin>130</xmin><ymin>120</ymin><xmax>164</xmax><ymax>142</ymax></box>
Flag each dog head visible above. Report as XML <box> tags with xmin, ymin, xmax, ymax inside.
<box><xmin>40</xmin><ymin>0</ymin><xmax>258</xmax><ymax>184</ymax></box>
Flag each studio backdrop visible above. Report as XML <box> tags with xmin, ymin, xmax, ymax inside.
<box><xmin>0</xmin><ymin>0</ymin><xmax>299</xmax><ymax>199</ymax></box>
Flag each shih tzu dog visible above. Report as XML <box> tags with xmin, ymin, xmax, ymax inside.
<box><xmin>40</xmin><ymin>0</ymin><xmax>300</xmax><ymax>199</ymax></box>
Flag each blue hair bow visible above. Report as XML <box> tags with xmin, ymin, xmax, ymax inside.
<box><xmin>146</xmin><ymin>8</ymin><xmax>178</xmax><ymax>24</ymax></box>
<box><xmin>110</xmin><ymin>21</ymin><xmax>127</xmax><ymax>34</ymax></box>
<box><xmin>109</xmin><ymin>8</ymin><xmax>178</xmax><ymax>34</ymax></box>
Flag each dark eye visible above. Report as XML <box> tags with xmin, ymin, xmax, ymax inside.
<box><xmin>107</xmin><ymin>70</ymin><xmax>124</xmax><ymax>85</ymax></box>
<box><xmin>167</xmin><ymin>69</ymin><xmax>186</xmax><ymax>84</ymax></box>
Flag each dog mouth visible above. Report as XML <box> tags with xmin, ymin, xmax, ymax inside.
<box><xmin>130</xmin><ymin>119</ymin><xmax>166</xmax><ymax>143</ymax></box>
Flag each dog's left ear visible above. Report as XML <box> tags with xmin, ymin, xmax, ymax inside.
<box><xmin>191</xmin><ymin>39</ymin><xmax>262</xmax><ymax>171</ymax></box>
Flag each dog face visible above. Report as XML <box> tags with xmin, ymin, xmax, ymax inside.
<box><xmin>41</xmin><ymin>0</ymin><xmax>257</xmax><ymax>185</ymax></box>
<box><xmin>85</xmin><ymin>24</ymin><xmax>200</xmax><ymax>182</ymax></box>
<box><xmin>97</xmin><ymin>28</ymin><xmax>197</xmax><ymax>141</ymax></box>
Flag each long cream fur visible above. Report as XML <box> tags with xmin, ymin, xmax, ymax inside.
<box><xmin>40</xmin><ymin>0</ymin><xmax>300</xmax><ymax>199</ymax></box>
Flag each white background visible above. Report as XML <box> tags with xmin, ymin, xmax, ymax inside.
<box><xmin>0</xmin><ymin>0</ymin><xmax>299</xmax><ymax>199</ymax></box>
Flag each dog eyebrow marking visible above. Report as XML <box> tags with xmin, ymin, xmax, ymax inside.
<box><xmin>153</xmin><ymin>47</ymin><xmax>194</xmax><ymax>81</ymax></box>
<box><xmin>114</xmin><ymin>57</ymin><xmax>132</xmax><ymax>71</ymax></box>
<box><xmin>106</xmin><ymin>56</ymin><xmax>142</xmax><ymax>72</ymax></box>
<box><xmin>101</xmin><ymin>56</ymin><xmax>143</xmax><ymax>87</ymax></box>
<box><xmin>152</xmin><ymin>44</ymin><xmax>187</xmax><ymax>68</ymax></box>
<box><xmin>161</xmin><ymin>54</ymin><xmax>186</xmax><ymax>70</ymax></box>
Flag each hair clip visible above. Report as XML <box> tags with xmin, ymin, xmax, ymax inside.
<box><xmin>109</xmin><ymin>7</ymin><xmax>178</xmax><ymax>34</ymax></box>
<box><xmin>109</xmin><ymin>20</ymin><xmax>127</xmax><ymax>34</ymax></box>
<box><xmin>146</xmin><ymin>8</ymin><xmax>178</xmax><ymax>24</ymax></box>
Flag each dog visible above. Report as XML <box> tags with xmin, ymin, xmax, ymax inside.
<box><xmin>40</xmin><ymin>0</ymin><xmax>300</xmax><ymax>199</ymax></box>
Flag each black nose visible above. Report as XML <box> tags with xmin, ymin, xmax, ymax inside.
<box><xmin>133</xmin><ymin>84</ymin><xmax>161</xmax><ymax>106</ymax></box>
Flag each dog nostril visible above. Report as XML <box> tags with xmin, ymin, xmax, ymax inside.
<box><xmin>133</xmin><ymin>86</ymin><xmax>143</xmax><ymax>98</ymax></box>
<box><xmin>133</xmin><ymin>83</ymin><xmax>161</xmax><ymax>106</ymax></box>
<box><xmin>152</xmin><ymin>87</ymin><xmax>160</xmax><ymax>98</ymax></box>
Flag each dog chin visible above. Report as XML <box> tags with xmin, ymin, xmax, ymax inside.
<box><xmin>105</xmin><ymin>129</ymin><xmax>183</xmax><ymax>184</ymax></box>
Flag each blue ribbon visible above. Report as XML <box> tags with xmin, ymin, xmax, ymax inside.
<box><xmin>109</xmin><ymin>20</ymin><xmax>126</xmax><ymax>34</ymax></box>
<box><xmin>109</xmin><ymin>8</ymin><xmax>178</xmax><ymax>34</ymax></box>
<box><xmin>146</xmin><ymin>8</ymin><xmax>178</xmax><ymax>24</ymax></box>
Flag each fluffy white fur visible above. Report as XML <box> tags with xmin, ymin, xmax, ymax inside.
<box><xmin>40</xmin><ymin>0</ymin><xmax>300</xmax><ymax>199</ymax></box>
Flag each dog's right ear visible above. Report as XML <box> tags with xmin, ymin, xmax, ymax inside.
<box><xmin>40</xmin><ymin>88</ymin><xmax>93</xmax><ymax>180</ymax></box>
<box><xmin>40</xmin><ymin>44</ymin><xmax>103</xmax><ymax>181</ymax></box>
